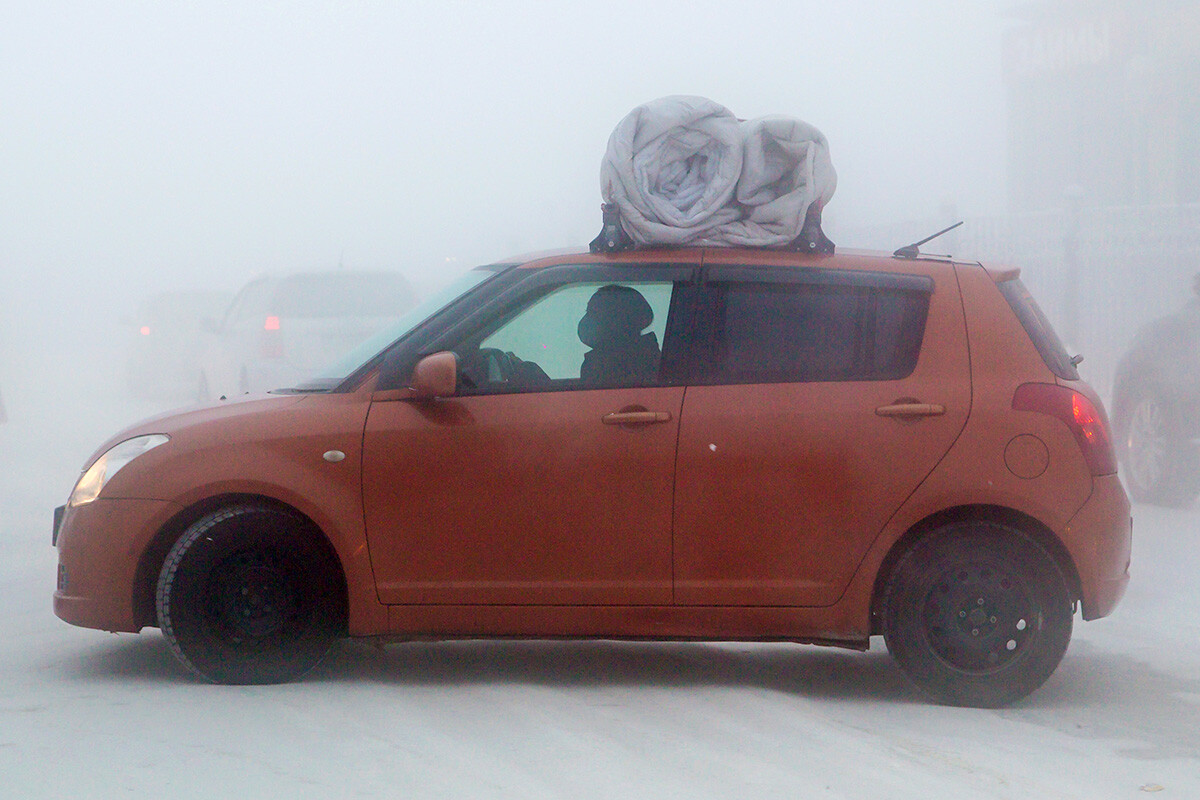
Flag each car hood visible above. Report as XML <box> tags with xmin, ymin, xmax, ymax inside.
<box><xmin>81</xmin><ymin>393</ymin><xmax>306</xmax><ymax>470</ymax></box>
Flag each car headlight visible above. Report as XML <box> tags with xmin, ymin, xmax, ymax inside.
<box><xmin>68</xmin><ymin>434</ymin><xmax>170</xmax><ymax>507</ymax></box>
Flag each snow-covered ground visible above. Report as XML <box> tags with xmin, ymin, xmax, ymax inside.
<box><xmin>1</xmin><ymin>344</ymin><xmax>1197</xmax><ymax>800</ymax></box>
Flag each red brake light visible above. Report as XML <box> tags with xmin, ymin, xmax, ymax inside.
<box><xmin>1012</xmin><ymin>383</ymin><xmax>1117</xmax><ymax>475</ymax></box>
<box><xmin>139</xmin><ymin>326</ymin><xmax>151</xmax><ymax>336</ymax></box>
<box><xmin>261</xmin><ymin>315</ymin><xmax>283</xmax><ymax>358</ymax></box>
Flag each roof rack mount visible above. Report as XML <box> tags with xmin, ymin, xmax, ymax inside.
<box><xmin>589</xmin><ymin>202</ymin><xmax>835</xmax><ymax>255</ymax></box>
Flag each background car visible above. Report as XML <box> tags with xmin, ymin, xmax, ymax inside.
<box><xmin>1111</xmin><ymin>275</ymin><xmax>1200</xmax><ymax>507</ymax></box>
<box><xmin>124</xmin><ymin>290</ymin><xmax>233</xmax><ymax>400</ymax></box>
<box><xmin>198</xmin><ymin>270</ymin><xmax>417</xmax><ymax>398</ymax></box>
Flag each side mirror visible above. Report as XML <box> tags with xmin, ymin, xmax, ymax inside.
<box><xmin>409</xmin><ymin>351</ymin><xmax>458</xmax><ymax>399</ymax></box>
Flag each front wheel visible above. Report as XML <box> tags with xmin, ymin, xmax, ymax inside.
<box><xmin>156</xmin><ymin>505</ymin><xmax>345</xmax><ymax>684</ymax></box>
<box><xmin>882</xmin><ymin>522</ymin><xmax>1073</xmax><ymax>707</ymax></box>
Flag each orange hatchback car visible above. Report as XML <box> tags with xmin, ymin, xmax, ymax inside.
<box><xmin>53</xmin><ymin>245</ymin><xmax>1131</xmax><ymax>706</ymax></box>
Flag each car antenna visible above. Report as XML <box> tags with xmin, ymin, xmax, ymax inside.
<box><xmin>894</xmin><ymin>221</ymin><xmax>964</xmax><ymax>259</ymax></box>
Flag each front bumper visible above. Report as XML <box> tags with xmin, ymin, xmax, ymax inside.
<box><xmin>53</xmin><ymin>497</ymin><xmax>181</xmax><ymax>633</ymax></box>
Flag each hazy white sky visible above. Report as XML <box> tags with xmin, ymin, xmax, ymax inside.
<box><xmin>1</xmin><ymin>0</ymin><xmax>1011</xmax><ymax>317</ymax></box>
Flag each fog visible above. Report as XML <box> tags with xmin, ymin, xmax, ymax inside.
<box><xmin>3</xmin><ymin>3</ymin><xmax>1199</xmax><ymax>796</ymax></box>
<box><xmin>0</xmin><ymin>1</ymin><xmax>1012</xmax><ymax>401</ymax></box>
<box><xmin>5</xmin><ymin>3</ymin><xmax>1193</xmax><ymax>415</ymax></box>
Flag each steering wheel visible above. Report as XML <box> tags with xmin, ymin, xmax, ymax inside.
<box><xmin>460</xmin><ymin>347</ymin><xmax>550</xmax><ymax>390</ymax></box>
<box><xmin>480</xmin><ymin>348</ymin><xmax>519</xmax><ymax>383</ymax></box>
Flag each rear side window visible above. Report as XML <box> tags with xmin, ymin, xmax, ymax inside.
<box><xmin>997</xmin><ymin>278</ymin><xmax>1079</xmax><ymax>380</ymax></box>
<box><xmin>696</xmin><ymin>270</ymin><xmax>931</xmax><ymax>383</ymax></box>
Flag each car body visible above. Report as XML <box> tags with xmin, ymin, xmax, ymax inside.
<box><xmin>124</xmin><ymin>290</ymin><xmax>233</xmax><ymax>400</ymax></box>
<box><xmin>54</xmin><ymin>246</ymin><xmax>1131</xmax><ymax>706</ymax></box>
<box><xmin>1111</xmin><ymin>291</ymin><xmax>1200</xmax><ymax>507</ymax></box>
<box><xmin>198</xmin><ymin>270</ymin><xmax>417</xmax><ymax>398</ymax></box>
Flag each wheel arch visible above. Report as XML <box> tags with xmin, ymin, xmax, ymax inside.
<box><xmin>869</xmin><ymin>504</ymin><xmax>1083</xmax><ymax>635</ymax></box>
<box><xmin>132</xmin><ymin>493</ymin><xmax>349</xmax><ymax>633</ymax></box>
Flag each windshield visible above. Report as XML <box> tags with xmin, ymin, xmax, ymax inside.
<box><xmin>288</xmin><ymin>267</ymin><xmax>498</xmax><ymax>391</ymax></box>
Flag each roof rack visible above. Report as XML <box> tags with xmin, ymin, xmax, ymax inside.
<box><xmin>589</xmin><ymin>204</ymin><xmax>635</xmax><ymax>253</ymax></box>
<box><xmin>788</xmin><ymin>204</ymin><xmax>836</xmax><ymax>254</ymax></box>
<box><xmin>589</xmin><ymin>202</ymin><xmax>835</xmax><ymax>255</ymax></box>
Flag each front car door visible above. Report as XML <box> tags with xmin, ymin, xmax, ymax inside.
<box><xmin>673</xmin><ymin>255</ymin><xmax>971</xmax><ymax>606</ymax></box>
<box><xmin>361</xmin><ymin>263</ymin><xmax>694</xmax><ymax>607</ymax></box>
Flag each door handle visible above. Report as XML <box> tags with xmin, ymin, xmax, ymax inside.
<box><xmin>602</xmin><ymin>410</ymin><xmax>673</xmax><ymax>425</ymax></box>
<box><xmin>875</xmin><ymin>402</ymin><xmax>946</xmax><ymax>418</ymax></box>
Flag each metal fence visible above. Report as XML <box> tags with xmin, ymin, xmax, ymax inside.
<box><xmin>846</xmin><ymin>203</ymin><xmax>1200</xmax><ymax>401</ymax></box>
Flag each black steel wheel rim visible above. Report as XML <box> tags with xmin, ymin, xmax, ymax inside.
<box><xmin>921</xmin><ymin>562</ymin><xmax>1039</xmax><ymax>673</ymax></box>
<box><xmin>204</xmin><ymin>548</ymin><xmax>304</xmax><ymax>645</ymax></box>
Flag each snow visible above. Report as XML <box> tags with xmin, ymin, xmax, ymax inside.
<box><xmin>1</xmin><ymin>359</ymin><xmax>1198</xmax><ymax>799</ymax></box>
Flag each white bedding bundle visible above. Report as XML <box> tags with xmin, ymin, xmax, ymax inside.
<box><xmin>598</xmin><ymin>95</ymin><xmax>837</xmax><ymax>248</ymax></box>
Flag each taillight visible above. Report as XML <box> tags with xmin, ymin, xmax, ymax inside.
<box><xmin>261</xmin><ymin>315</ymin><xmax>283</xmax><ymax>358</ymax></box>
<box><xmin>139</xmin><ymin>325</ymin><xmax>151</xmax><ymax>336</ymax></box>
<box><xmin>1012</xmin><ymin>383</ymin><xmax>1118</xmax><ymax>475</ymax></box>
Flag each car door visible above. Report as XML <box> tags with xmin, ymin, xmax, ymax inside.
<box><xmin>361</xmin><ymin>264</ymin><xmax>692</xmax><ymax>607</ymax></box>
<box><xmin>672</xmin><ymin>258</ymin><xmax>971</xmax><ymax>607</ymax></box>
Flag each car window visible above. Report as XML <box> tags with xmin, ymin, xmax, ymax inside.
<box><xmin>997</xmin><ymin>278</ymin><xmax>1079</xmax><ymax>381</ymax></box>
<box><xmin>458</xmin><ymin>280</ymin><xmax>675</xmax><ymax>392</ymax></box>
<box><xmin>275</xmin><ymin>273</ymin><xmax>416</xmax><ymax>318</ymax></box>
<box><xmin>301</xmin><ymin>268</ymin><xmax>499</xmax><ymax>389</ymax></box>
<box><xmin>226</xmin><ymin>280</ymin><xmax>270</xmax><ymax>327</ymax></box>
<box><xmin>696</xmin><ymin>272</ymin><xmax>930</xmax><ymax>384</ymax></box>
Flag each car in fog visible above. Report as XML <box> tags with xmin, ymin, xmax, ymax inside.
<box><xmin>1111</xmin><ymin>274</ymin><xmax>1200</xmax><ymax>507</ymax></box>
<box><xmin>53</xmin><ymin>246</ymin><xmax>1131</xmax><ymax>707</ymax></box>
<box><xmin>124</xmin><ymin>290</ymin><xmax>233</xmax><ymax>400</ymax></box>
<box><xmin>198</xmin><ymin>271</ymin><xmax>417</xmax><ymax>398</ymax></box>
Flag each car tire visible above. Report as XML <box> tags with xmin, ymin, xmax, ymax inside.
<box><xmin>882</xmin><ymin>521</ymin><xmax>1073</xmax><ymax>708</ymax></box>
<box><xmin>156</xmin><ymin>504</ymin><xmax>345</xmax><ymax>684</ymax></box>
<box><xmin>1121</xmin><ymin>388</ymin><xmax>1200</xmax><ymax>508</ymax></box>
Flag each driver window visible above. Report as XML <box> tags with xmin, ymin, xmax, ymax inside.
<box><xmin>460</xmin><ymin>281</ymin><xmax>673</xmax><ymax>392</ymax></box>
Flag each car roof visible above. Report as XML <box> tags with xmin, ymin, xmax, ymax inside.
<box><xmin>496</xmin><ymin>245</ymin><xmax>1021</xmax><ymax>281</ymax></box>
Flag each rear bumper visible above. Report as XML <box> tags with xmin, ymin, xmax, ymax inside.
<box><xmin>53</xmin><ymin>497</ymin><xmax>181</xmax><ymax>633</ymax></box>
<box><xmin>1066</xmin><ymin>474</ymin><xmax>1132</xmax><ymax>620</ymax></box>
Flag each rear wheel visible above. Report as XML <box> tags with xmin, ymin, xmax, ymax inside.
<box><xmin>882</xmin><ymin>521</ymin><xmax>1073</xmax><ymax>707</ymax></box>
<box><xmin>156</xmin><ymin>504</ymin><xmax>345</xmax><ymax>684</ymax></box>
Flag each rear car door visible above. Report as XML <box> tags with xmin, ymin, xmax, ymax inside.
<box><xmin>673</xmin><ymin>257</ymin><xmax>971</xmax><ymax>606</ymax></box>
<box><xmin>361</xmin><ymin>263</ymin><xmax>694</xmax><ymax>606</ymax></box>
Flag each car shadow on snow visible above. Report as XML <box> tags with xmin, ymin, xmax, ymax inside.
<box><xmin>61</xmin><ymin>631</ymin><xmax>182</xmax><ymax>682</ymax></box>
<box><xmin>68</xmin><ymin>632</ymin><xmax>924</xmax><ymax>702</ymax></box>
<box><xmin>67</xmin><ymin>632</ymin><xmax>1200</xmax><ymax>732</ymax></box>
<box><xmin>318</xmin><ymin>637</ymin><xmax>928</xmax><ymax>701</ymax></box>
